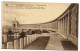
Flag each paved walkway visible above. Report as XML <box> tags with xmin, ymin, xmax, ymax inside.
<box><xmin>45</xmin><ymin>31</ymin><xmax>77</xmax><ymax>50</ymax></box>
<box><xmin>24</xmin><ymin>36</ymin><xmax>50</xmax><ymax>50</ymax></box>
<box><xmin>24</xmin><ymin>31</ymin><xmax>77</xmax><ymax>50</ymax></box>
<box><xmin>45</xmin><ymin>31</ymin><xmax>64</xmax><ymax>50</ymax></box>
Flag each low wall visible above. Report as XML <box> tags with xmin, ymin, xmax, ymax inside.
<box><xmin>67</xmin><ymin>34</ymin><xmax>78</xmax><ymax>48</ymax></box>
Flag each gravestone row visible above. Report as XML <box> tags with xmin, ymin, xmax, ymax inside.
<box><xmin>2</xmin><ymin>34</ymin><xmax>39</xmax><ymax>49</ymax></box>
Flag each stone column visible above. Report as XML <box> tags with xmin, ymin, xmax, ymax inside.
<box><xmin>60</xmin><ymin>20</ymin><xmax>61</xmax><ymax>33</ymax></box>
<box><xmin>67</xmin><ymin>14</ymin><xmax>70</xmax><ymax>35</ymax></box>
<box><xmin>66</xmin><ymin>16</ymin><xmax>67</xmax><ymax>35</ymax></box>
<box><xmin>65</xmin><ymin>16</ymin><xmax>67</xmax><ymax>36</ymax></box>
<box><xmin>58</xmin><ymin>20</ymin><xmax>60</xmax><ymax>33</ymax></box>
<box><xmin>61</xmin><ymin>19</ymin><xmax>63</xmax><ymax>33</ymax></box>
<box><xmin>64</xmin><ymin>17</ymin><xmax>66</xmax><ymax>35</ymax></box>
<box><xmin>66</xmin><ymin>16</ymin><xmax>68</xmax><ymax>36</ymax></box>
<box><xmin>60</xmin><ymin>19</ymin><xmax>62</xmax><ymax>33</ymax></box>
<box><xmin>63</xmin><ymin>18</ymin><xmax>65</xmax><ymax>34</ymax></box>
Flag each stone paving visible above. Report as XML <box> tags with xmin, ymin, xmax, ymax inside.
<box><xmin>45</xmin><ymin>31</ymin><xmax>64</xmax><ymax>50</ymax></box>
<box><xmin>2</xmin><ymin>31</ymin><xmax>77</xmax><ymax>50</ymax></box>
<box><xmin>45</xmin><ymin>31</ymin><xmax>77</xmax><ymax>50</ymax></box>
<box><xmin>24</xmin><ymin>36</ymin><xmax>50</xmax><ymax>50</ymax></box>
<box><xmin>24</xmin><ymin>31</ymin><xmax>77</xmax><ymax>50</ymax></box>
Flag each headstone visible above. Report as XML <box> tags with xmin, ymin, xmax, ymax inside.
<box><xmin>29</xmin><ymin>36</ymin><xmax>31</xmax><ymax>43</ymax></box>
<box><xmin>2</xmin><ymin>44</ymin><xmax>5</xmax><ymax>49</ymax></box>
<box><xmin>17</xmin><ymin>33</ymin><xmax>19</xmax><ymax>39</ymax></box>
<box><xmin>7</xmin><ymin>42</ymin><xmax>11</xmax><ymax>49</ymax></box>
<box><xmin>14</xmin><ymin>40</ymin><xmax>19</xmax><ymax>49</ymax></box>
<box><xmin>10</xmin><ymin>41</ymin><xmax>14</xmax><ymax>49</ymax></box>
<box><xmin>14</xmin><ymin>33</ymin><xmax>17</xmax><ymax>39</ymax></box>
<box><xmin>31</xmin><ymin>35</ymin><xmax>33</xmax><ymax>42</ymax></box>
<box><xmin>27</xmin><ymin>36</ymin><xmax>30</xmax><ymax>45</ymax></box>
<box><xmin>35</xmin><ymin>34</ymin><xmax>37</xmax><ymax>39</ymax></box>
<box><xmin>26</xmin><ymin>36</ymin><xmax>29</xmax><ymax>45</ymax></box>
<box><xmin>4</xmin><ymin>35</ymin><xmax>7</xmax><ymax>43</ymax></box>
<box><xmin>20</xmin><ymin>38</ymin><xmax>24</xmax><ymax>49</ymax></box>
<box><xmin>34</xmin><ymin>34</ymin><xmax>36</xmax><ymax>40</ymax></box>
<box><xmin>32</xmin><ymin>35</ymin><xmax>34</xmax><ymax>42</ymax></box>
<box><xmin>24</xmin><ymin>37</ymin><xmax>27</xmax><ymax>47</ymax></box>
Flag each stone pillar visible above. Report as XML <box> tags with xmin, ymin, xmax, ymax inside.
<box><xmin>61</xmin><ymin>19</ymin><xmax>62</xmax><ymax>33</ymax></box>
<box><xmin>60</xmin><ymin>20</ymin><xmax>61</xmax><ymax>33</ymax></box>
<box><xmin>64</xmin><ymin>17</ymin><xmax>66</xmax><ymax>35</ymax></box>
<box><xmin>62</xmin><ymin>18</ymin><xmax>63</xmax><ymax>34</ymax></box>
<box><xmin>58</xmin><ymin>20</ymin><xmax>60</xmax><ymax>33</ymax></box>
<box><xmin>67</xmin><ymin>14</ymin><xmax>70</xmax><ymax>35</ymax></box>
<box><xmin>65</xmin><ymin>16</ymin><xmax>67</xmax><ymax>36</ymax></box>
<box><xmin>66</xmin><ymin>16</ymin><xmax>68</xmax><ymax>36</ymax></box>
<box><xmin>65</xmin><ymin>16</ymin><xmax>67</xmax><ymax>35</ymax></box>
<box><xmin>63</xmin><ymin>18</ymin><xmax>65</xmax><ymax>34</ymax></box>
<box><xmin>66</xmin><ymin>16</ymin><xmax>67</xmax><ymax>35</ymax></box>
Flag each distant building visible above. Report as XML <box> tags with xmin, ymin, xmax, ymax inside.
<box><xmin>2</xmin><ymin>18</ymin><xmax>57</xmax><ymax>34</ymax></box>
<box><xmin>12</xmin><ymin>18</ymin><xmax>57</xmax><ymax>32</ymax></box>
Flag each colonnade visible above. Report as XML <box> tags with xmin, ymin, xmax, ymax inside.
<box><xmin>57</xmin><ymin>14</ymin><xmax>70</xmax><ymax>38</ymax></box>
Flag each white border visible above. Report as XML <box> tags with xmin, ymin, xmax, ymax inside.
<box><xmin>0</xmin><ymin>0</ymin><xmax>80</xmax><ymax>51</ymax></box>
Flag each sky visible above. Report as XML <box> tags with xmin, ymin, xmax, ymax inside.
<box><xmin>2</xmin><ymin>2</ymin><xmax>71</xmax><ymax>26</ymax></box>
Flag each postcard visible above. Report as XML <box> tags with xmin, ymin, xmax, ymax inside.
<box><xmin>1</xmin><ymin>1</ymin><xmax>78</xmax><ymax>50</ymax></box>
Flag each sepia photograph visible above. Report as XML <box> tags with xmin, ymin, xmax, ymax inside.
<box><xmin>1</xmin><ymin>1</ymin><xmax>78</xmax><ymax>50</ymax></box>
